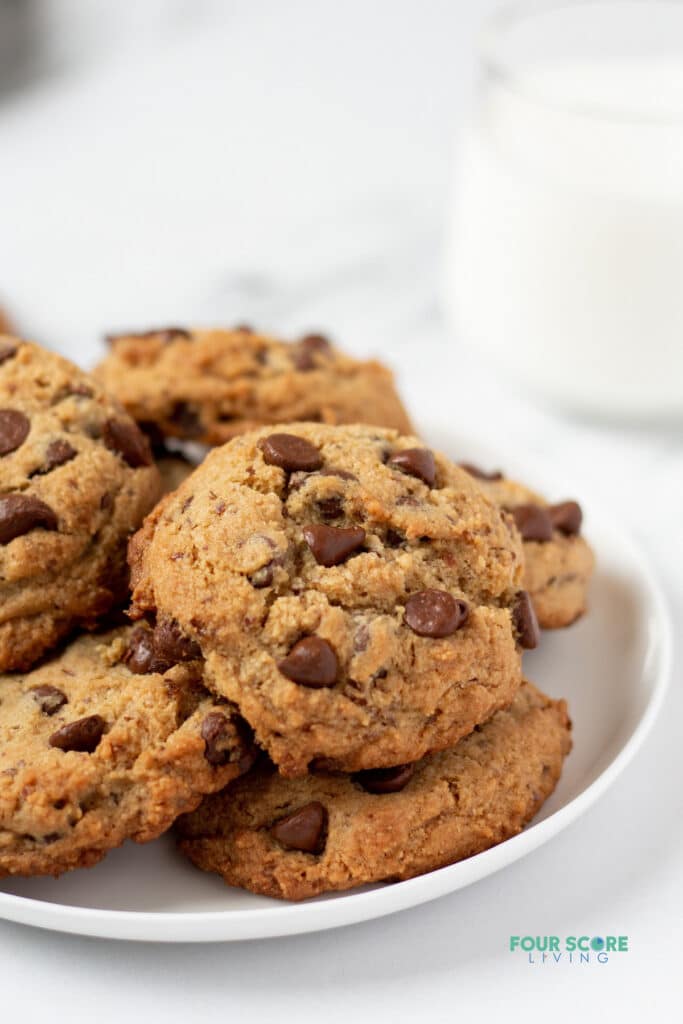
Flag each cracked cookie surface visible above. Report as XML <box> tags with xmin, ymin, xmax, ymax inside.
<box><xmin>0</xmin><ymin>337</ymin><xmax>161</xmax><ymax>670</ymax></box>
<box><xmin>460</xmin><ymin>464</ymin><xmax>595</xmax><ymax>629</ymax></box>
<box><xmin>0</xmin><ymin>625</ymin><xmax>255</xmax><ymax>878</ymax></box>
<box><xmin>96</xmin><ymin>327</ymin><xmax>413</xmax><ymax>444</ymax></box>
<box><xmin>129</xmin><ymin>423</ymin><xmax>527</xmax><ymax>776</ymax></box>
<box><xmin>177</xmin><ymin>680</ymin><xmax>571</xmax><ymax>900</ymax></box>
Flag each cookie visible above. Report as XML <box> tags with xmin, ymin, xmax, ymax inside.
<box><xmin>95</xmin><ymin>326</ymin><xmax>413</xmax><ymax>444</ymax></box>
<box><xmin>0</xmin><ymin>337</ymin><xmax>161</xmax><ymax>670</ymax></box>
<box><xmin>177</xmin><ymin>680</ymin><xmax>571</xmax><ymax>900</ymax></box>
<box><xmin>0</xmin><ymin>625</ymin><xmax>255</xmax><ymax>878</ymax></box>
<box><xmin>459</xmin><ymin>463</ymin><xmax>594</xmax><ymax>629</ymax></box>
<box><xmin>129</xmin><ymin>423</ymin><xmax>529</xmax><ymax>777</ymax></box>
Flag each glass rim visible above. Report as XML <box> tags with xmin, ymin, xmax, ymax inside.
<box><xmin>480</xmin><ymin>0</ymin><xmax>683</xmax><ymax>123</ymax></box>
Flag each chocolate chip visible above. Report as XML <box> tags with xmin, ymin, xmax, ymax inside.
<box><xmin>49</xmin><ymin>715</ymin><xmax>106</xmax><ymax>753</ymax></box>
<box><xmin>0</xmin><ymin>409</ymin><xmax>30</xmax><ymax>456</ymax></box>
<box><xmin>234</xmin><ymin>323</ymin><xmax>254</xmax><ymax>333</ymax></box>
<box><xmin>260</xmin><ymin>433</ymin><xmax>323</xmax><ymax>473</ymax></box>
<box><xmin>303</xmin><ymin>524</ymin><xmax>365</xmax><ymax>567</ymax></box>
<box><xmin>513</xmin><ymin>591</ymin><xmax>540</xmax><ymax>650</ymax></box>
<box><xmin>278</xmin><ymin>636</ymin><xmax>338</xmax><ymax>688</ymax></box>
<box><xmin>154</xmin><ymin>327</ymin><xmax>191</xmax><ymax>344</ymax></box>
<box><xmin>82</xmin><ymin>424</ymin><xmax>104</xmax><ymax>446</ymax></box>
<box><xmin>458</xmin><ymin>462</ymin><xmax>503</xmax><ymax>481</ymax></box>
<box><xmin>201</xmin><ymin>712</ymin><xmax>236</xmax><ymax>765</ymax></box>
<box><xmin>200</xmin><ymin>712</ymin><xmax>256</xmax><ymax>771</ymax></box>
<box><xmin>270</xmin><ymin>801</ymin><xmax>328</xmax><ymax>854</ymax></box>
<box><xmin>123</xmin><ymin>626</ymin><xmax>174</xmax><ymax>675</ymax></box>
<box><xmin>510</xmin><ymin>504</ymin><xmax>553</xmax><ymax>542</ymax></box>
<box><xmin>41</xmin><ymin>439</ymin><xmax>77</xmax><ymax>473</ymax></box>
<box><xmin>549</xmin><ymin>500</ymin><xmax>583</xmax><ymax>536</ymax></box>
<box><xmin>169</xmin><ymin>402</ymin><xmax>203</xmax><ymax>438</ymax></box>
<box><xmin>138</xmin><ymin>420</ymin><xmax>167</xmax><ymax>455</ymax></box>
<box><xmin>103</xmin><ymin>418</ymin><xmax>153</xmax><ymax>468</ymax></box>
<box><xmin>404</xmin><ymin>590</ymin><xmax>469</xmax><ymax>638</ymax></box>
<box><xmin>106</xmin><ymin>327</ymin><xmax>190</xmax><ymax>345</ymax></box>
<box><xmin>249</xmin><ymin>563</ymin><xmax>274</xmax><ymax>588</ymax></box>
<box><xmin>316</xmin><ymin>496</ymin><xmax>344</xmax><ymax>520</ymax></box>
<box><xmin>152</xmin><ymin>619</ymin><xmax>201</xmax><ymax>663</ymax></box>
<box><xmin>355</xmin><ymin>763</ymin><xmax>415</xmax><ymax>794</ymax></box>
<box><xmin>31</xmin><ymin>685</ymin><xmax>68</xmax><ymax>716</ymax></box>
<box><xmin>0</xmin><ymin>494</ymin><xmax>58</xmax><ymax>544</ymax></box>
<box><xmin>388</xmin><ymin>448</ymin><xmax>436</xmax><ymax>487</ymax></box>
<box><xmin>292</xmin><ymin>349</ymin><xmax>316</xmax><ymax>371</ymax></box>
<box><xmin>293</xmin><ymin>334</ymin><xmax>332</xmax><ymax>370</ymax></box>
<box><xmin>385</xmin><ymin>528</ymin><xmax>404</xmax><ymax>548</ymax></box>
<box><xmin>0</xmin><ymin>341</ymin><xmax>18</xmax><ymax>365</ymax></box>
<box><xmin>300</xmin><ymin>333</ymin><xmax>331</xmax><ymax>351</ymax></box>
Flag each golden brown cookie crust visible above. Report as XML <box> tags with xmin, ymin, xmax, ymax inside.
<box><xmin>129</xmin><ymin>423</ymin><xmax>525</xmax><ymax>776</ymax></box>
<box><xmin>95</xmin><ymin>327</ymin><xmax>413</xmax><ymax>443</ymax></box>
<box><xmin>177</xmin><ymin>681</ymin><xmax>572</xmax><ymax>900</ymax></box>
<box><xmin>0</xmin><ymin>338</ymin><xmax>162</xmax><ymax>670</ymax></box>
<box><xmin>0</xmin><ymin>626</ymin><xmax>254</xmax><ymax>878</ymax></box>
<box><xmin>467</xmin><ymin>473</ymin><xmax>595</xmax><ymax>629</ymax></box>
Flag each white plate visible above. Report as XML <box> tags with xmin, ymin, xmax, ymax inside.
<box><xmin>0</xmin><ymin>435</ymin><xmax>672</xmax><ymax>942</ymax></box>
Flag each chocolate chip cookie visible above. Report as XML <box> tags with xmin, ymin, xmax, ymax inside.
<box><xmin>0</xmin><ymin>625</ymin><xmax>255</xmax><ymax>878</ymax></box>
<box><xmin>177</xmin><ymin>680</ymin><xmax>571</xmax><ymax>900</ymax></box>
<box><xmin>0</xmin><ymin>337</ymin><xmax>161</xmax><ymax>670</ymax></box>
<box><xmin>96</xmin><ymin>326</ymin><xmax>413</xmax><ymax>444</ymax></box>
<box><xmin>129</xmin><ymin>423</ymin><xmax>530</xmax><ymax>777</ymax></box>
<box><xmin>459</xmin><ymin>463</ymin><xmax>594</xmax><ymax>629</ymax></box>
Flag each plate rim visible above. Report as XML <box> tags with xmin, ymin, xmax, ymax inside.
<box><xmin>0</xmin><ymin>448</ymin><xmax>673</xmax><ymax>942</ymax></box>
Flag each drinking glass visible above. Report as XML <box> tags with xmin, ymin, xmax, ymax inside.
<box><xmin>443</xmin><ymin>0</ymin><xmax>683</xmax><ymax>419</ymax></box>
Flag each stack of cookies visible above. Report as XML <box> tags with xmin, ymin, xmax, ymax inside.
<box><xmin>0</xmin><ymin>327</ymin><xmax>592</xmax><ymax>900</ymax></box>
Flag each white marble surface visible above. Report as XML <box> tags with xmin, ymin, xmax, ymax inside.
<box><xmin>0</xmin><ymin>3</ymin><xmax>681</xmax><ymax>1020</ymax></box>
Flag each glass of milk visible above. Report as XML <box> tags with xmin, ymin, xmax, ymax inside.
<box><xmin>444</xmin><ymin>0</ymin><xmax>683</xmax><ymax>420</ymax></box>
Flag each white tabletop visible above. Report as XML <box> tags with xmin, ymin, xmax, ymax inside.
<box><xmin>0</xmin><ymin>3</ymin><xmax>681</xmax><ymax>1020</ymax></box>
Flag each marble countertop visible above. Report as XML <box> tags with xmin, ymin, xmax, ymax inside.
<box><xmin>0</xmin><ymin>3</ymin><xmax>681</xmax><ymax>1020</ymax></box>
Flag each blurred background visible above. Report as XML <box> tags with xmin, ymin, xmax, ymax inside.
<box><xmin>0</xmin><ymin>1</ymin><xmax>681</xmax><ymax>512</ymax></box>
<box><xmin>1</xmin><ymin>0</ymin><xmax>495</xmax><ymax>365</ymax></box>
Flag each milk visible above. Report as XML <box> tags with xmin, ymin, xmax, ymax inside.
<box><xmin>445</xmin><ymin>59</ymin><xmax>683</xmax><ymax>418</ymax></box>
